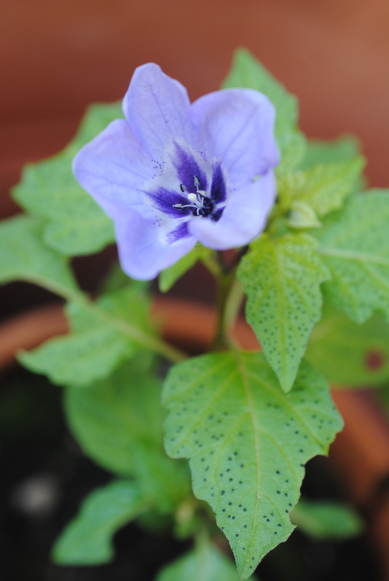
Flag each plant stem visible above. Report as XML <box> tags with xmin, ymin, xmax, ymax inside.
<box><xmin>211</xmin><ymin>262</ymin><xmax>238</xmax><ymax>351</ymax></box>
<box><xmin>224</xmin><ymin>278</ymin><xmax>244</xmax><ymax>335</ymax></box>
<box><xmin>30</xmin><ymin>279</ymin><xmax>187</xmax><ymax>364</ymax></box>
<box><xmin>201</xmin><ymin>252</ymin><xmax>220</xmax><ymax>278</ymax></box>
<box><xmin>78</xmin><ymin>296</ymin><xmax>187</xmax><ymax>364</ymax></box>
<box><xmin>211</xmin><ymin>249</ymin><xmax>247</xmax><ymax>351</ymax></box>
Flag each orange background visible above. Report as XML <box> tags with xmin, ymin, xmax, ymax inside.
<box><xmin>2</xmin><ymin>0</ymin><xmax>389</xmax><ymax>209</ymax></box>
<box><xmin>1</xmin><ymin>0</ymin><xmax>389</xmax><ymax>309</ymax></box>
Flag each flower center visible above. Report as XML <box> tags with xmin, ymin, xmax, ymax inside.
<box><xmin>173</xmin><ymin>176</ymin><xmax>214</xmax><ymax>218</ymax></box>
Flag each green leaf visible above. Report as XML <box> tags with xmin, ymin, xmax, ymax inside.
<box><xmin>287</xmin><ymin>201</ymin><xmax>322</xmax><ymax>230</ymax></box>
<box><xmin>0</xmin><ymin>215</ymin><xmax>79</xmax><ymax>299</ymax></box>
<box><xmin>99</xmin><ymin>260</ymin><xmax>148</xmax><ymax>294</ymax></box>
<box><xmin>65</xmin><ymin>359</ymin><xmax>160</xmax><ymax>474</ymax></box>
<box><xmin>299</xmin><ymin>135</ymin><xmax>362</xmax><ymax>170</ymax></box>
<box><xmin>19</xmin><ymin>286</ymin><xmax>153</xmax><ymax>387</ymax></box>
<box><xmin>12</xmin><ymin>102</ymin><xmax>123</xmax><ymax>256</ymax></box>
<box><xmin>53</xmin><ymin>480</ymin><xmax>147</xmax><ymax>565</ymax></box>
<box><xmin>291</xmin><ymin>498</ymin><xmax>363</xmax><ymax>540</ymax></box>
<box><xmin>238</xmin><ymin>233</ymin><xmax>330</xmax><ymax>391</ymax></box>
<box><xmin>223</xmin><ymin>48</ymin><xmax>305</xmax><ymax>173</ymax></box>
<box><xmin>280</xmin><ymin>157</ymin><xmax>365</xmax><ymax>219</ymax></box>
<box><xmin>163</xmin><ymin>352</ymin><xmax>343</xmax><ymax>578</ymax></box>
<box><xmin>159</xmin><ymin>245</ymin><xmax>211</xmax><ymax>292</ymax></box>
<box><xmin>65</xmin><ymin>359</ymin><xmax>190</xmax><ymax>510</ymax></box>
<box><xmin>316</xmin><ymin>190</ymin><xmax>389</xmax><ymax>323</ymax></box>
<box><xmin>375</xmin><ymin>383</ymin><xmax>389</xmax><ymax>420</ymax></box>
<box><xmin>156</xmin><ymin>540</ymin><xmax>256</xmax><ymax>581</ymax></box>
<box><xmin>306</xmin><ymin>302</ymin><xmax>389</xmax><ymax>386</ymax></box>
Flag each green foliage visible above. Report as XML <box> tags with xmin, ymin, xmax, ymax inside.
<box><xmin>375</xmin><ymin>383</ymin><xmax>389</xmax><ymax>420</ymax></box>
<box><xmin>238</xmin><ymin>233</ymin><xmax>330</xmax><ymax>391</ymax></box>
<box><xmin>291</xmin><ymin>498</ymin><xmax>363</xmax><ymax>540</ymax></box>
<box><xmin>287</xmin><ymin>201</ymin><xmax>322</xmax><ymax>230</ymax></box>
<box><xmin>53</xmin><ymin>480</ymin><xmax>147</xmax><ymax>565</ymax></box>
<box><xmin>12</xmin><ymin>102</ymin><xmax>123</xmax><ymax>256</ymax></box>
<box><xmin>280</xmin><ymin>157</ymin><xmax>364</xmax><ymax>220</ymax></box>
<box><xmin>223</xmin><ymin>48</ymin><xmax>305</xmax><ymax>173</ymax></box>
<box><xmin>0</xmin><ymin>215</ymin><xmax>79</xmax><ymax>299</ymax></box>
<box><xmin>100</xmin><ymin>260</ymin><xmax>148</xmax><ymax>294</ymax></box>
<box><xmin>19</xmin><ymin>286</ymin><xmax>153</xmax><ymax>387</ymax></box>
<box><xmin>163</xmin><ymin>352</ymin><xmax>343</xmax><ymax>578</ymax></box>
<box><xmin>156</xmin><ymin>540</ymin><xmax>256</xmax><ymax>581</ymax></box>
<box><xmin>299</xmin><ymin>135</ymin><xmax>362</xmax><ymax>170</ymax></box>
<box><xmin>65</xmin><ymin>359</ymin><xmax>190</xmax><ymax>511</ymax></box>
<box><xmin>316</xmin><ymin>190</ymin><xmax>389</xmax><ymax>323</ymax></box>
<box><xmin>3</xmin><ymin>48</ymin><xmax>382</xmax><ymax>577</ymax></box>
<box><xmin>65</xmin><ymin>359</ymin><xmax>160</xmax><ymax>474</ymax></box>
<box><xmin>306</xmin><ymin>302</ymin><xmax>389</xmax><ymax>386</ymax></box>
<box><xmin>159</xmin><ymin>245</ymin><xmax>211</xmax><ymax>292</ymax></box>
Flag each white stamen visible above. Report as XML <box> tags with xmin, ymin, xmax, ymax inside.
<box><xmin>187</xmin><ymin>193</ymin><xmax>197</xmax><ymax>202</ymax></box>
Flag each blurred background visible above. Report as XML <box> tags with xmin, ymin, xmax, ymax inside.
<box><xmin>2</xmin><ymin>0</ymin><xmax>389</xmax><ymax>217</ymax></box>
<box><xmin>2</xmin><ymin>0</ymin><xmax>389</xmax><ymax>312</ymax></box>
<box><xmin>1</xmin><ymin>1</ymin><xmax>389</xmax><ymax>579</ymax></box>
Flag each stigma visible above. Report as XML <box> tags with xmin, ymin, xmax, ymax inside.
<box><xmin>173</xmin><ymin>175</ymin><xmax>214</xmax><ymax>218</ymax></box>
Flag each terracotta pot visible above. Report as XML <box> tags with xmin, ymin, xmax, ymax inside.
<box><xmin>2</xmin><ymin>297</ymin><xmax>389</xmax><ymax>575</ymax></box>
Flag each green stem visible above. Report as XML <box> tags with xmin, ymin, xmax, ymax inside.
<box><xmin>92</xmin><ymin>302</ymin><xmax>187</xmax><ymax>363</ymax></box>
<box><xmin>22</xmin><ymin>275</ymin><xmax>84</xmax><ymax>305</ymax></box>
<box><xmin>74</xmin><ymin>295</ymin><xmax>187</xmax><ymax>364</ymax></box>
<box><xmin>224</xmin><ymin>278</ymin><xmax>244</xmax><ymax>334</ymax></box>
<box><xmin>201</xmin><ymin>252</ymin><xmax>220</xmax><ymax>278</ymax></box>
<box><xmin>210</xmin><ymin>249</ymin><xmax>248</xmax><ymax>351</ymax></box>
<box><xmin>211</xmin><ymin>263</ymin><xmax>238</xmax><ymax>351</ymax></box>
<box><xmin>27</xmin><ymin>278</ymin><xmax>187</xmax><ymax>364</ymax></box>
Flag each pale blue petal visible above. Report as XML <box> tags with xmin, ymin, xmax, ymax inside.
<box><xmin>191</xmin><ymin>89</ymin><xmax>279</xmax><ymax>191</ymax></box>
<box><xmin>73</xmin><ymin>119</ymin><xmax>155</xmax><ymax>219</ymax></box>
<box><xmin>122</xmin><ymin>64</ymin><xmax>198</xmax><ymax>159</ymax></box>
<box><xmin>115</xmin><ymin>209</ymin><xmax>196</xmax><ymax>280</ymax></box>
<box><xmin>188</xmin><ymin>170</ymin><xmax>276</xmax><ymax>249</ymax></box>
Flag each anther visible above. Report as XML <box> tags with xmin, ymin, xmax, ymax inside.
<box><xmin>173</xmin><ymin>177</ymin><xmax>214</xmax><ymax>218</ymax></box>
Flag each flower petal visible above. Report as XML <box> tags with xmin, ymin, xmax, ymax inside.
<box><xmin>123</xmin><ymin>64</ymin><xmax>197</xmax><ymax>159</ymax></box>
<box><xmin>73</xmin><ymin>119</ymin><xmax>155</xmax><ymax>219</ymax></box>
<box><xmin>191</xmin><ymin>89</ymin><xmax>279</xmax><ymax>190</ymax></box>
<box><xmin>172</xmin><ymin>144</ymin><xmax>208</xmax><ymax>193</ymax></box>
<box><xmin>115</xmin><ymin>209</ymin><xmax>196</xmax><ymax>280</ymax></box>
<box><xmin>188</xmin><ymin>170</ymin><xmax>276</xmax><ymax>249</ymax></box>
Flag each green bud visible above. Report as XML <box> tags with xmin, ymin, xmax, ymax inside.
<box><xmin>288</xmin><ymin>201</ymin><xmax>322</xmax><ymax>229</ymax></box>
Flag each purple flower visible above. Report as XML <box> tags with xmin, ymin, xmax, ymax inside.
<box><xmin>74</xmin><ymin>64</ymin><xmax>279</xmax><ymax>279</ymax></box>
